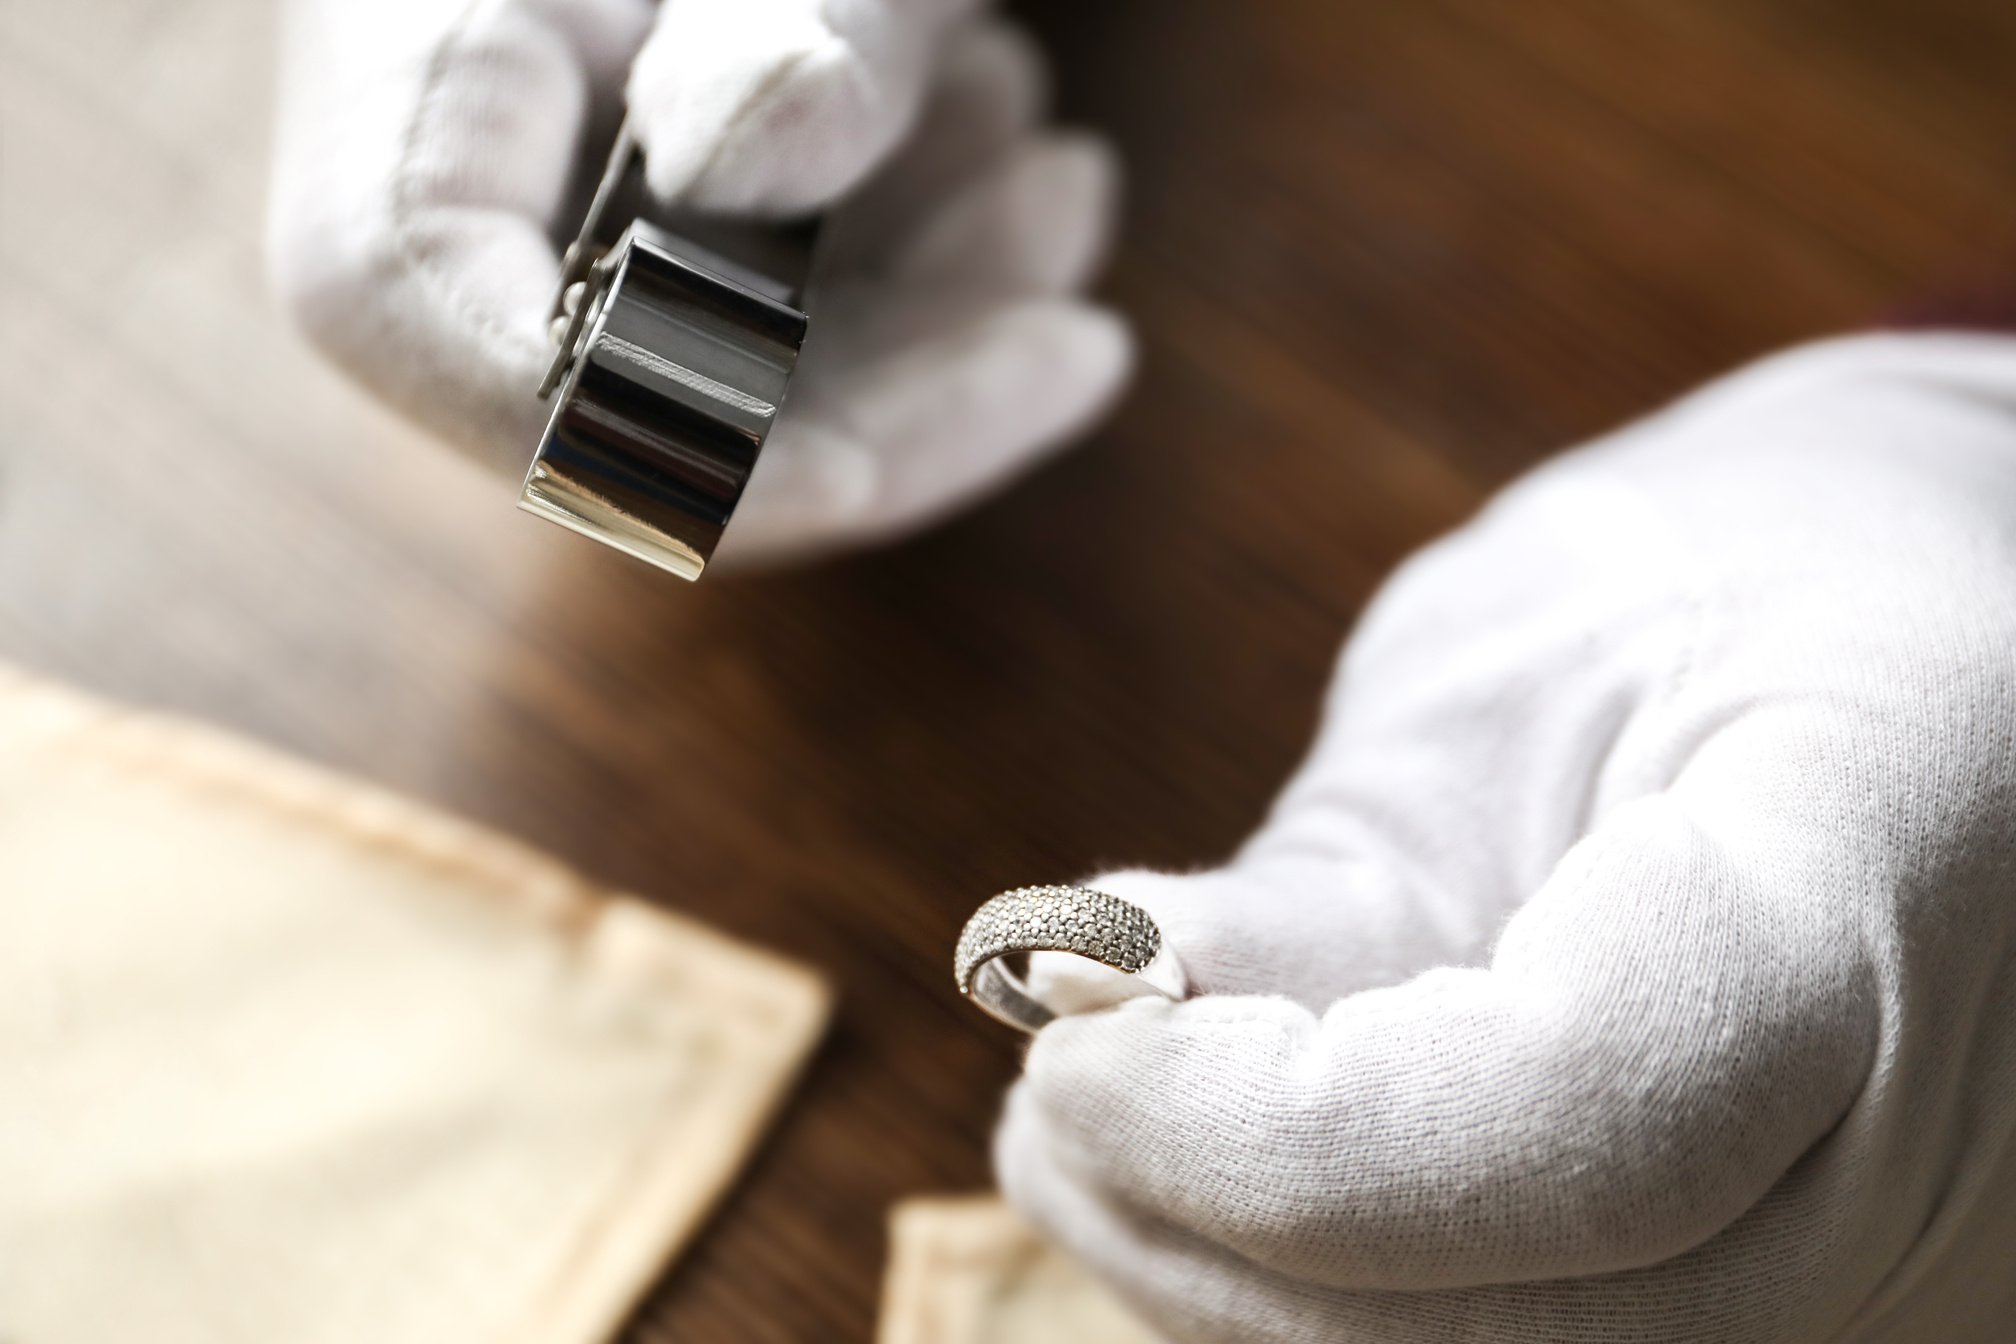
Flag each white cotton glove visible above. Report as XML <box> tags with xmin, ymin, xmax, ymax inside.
<box><xmin>998</xmin><ymin>333</ymin><xmax>2016</xmax><ymax>1343</ymax></box>
<box><xmin>267</xmin><ymin>0</ymin><xmax>1130</xmax><ymax>563</ymax></box>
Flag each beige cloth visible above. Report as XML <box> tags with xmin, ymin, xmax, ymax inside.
<box><xmin>878</xmin><ymin>1195</ymin><xmax>1159</xmax><ymax>1344</ymax></box>
<box><xmin>0</xmin><ymin>666</ymin><xmax>828</xmax><ymax>1344</ymax></box>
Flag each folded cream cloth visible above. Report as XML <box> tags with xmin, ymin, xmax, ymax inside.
<box><xmin>879</xmin><ymin>1195</ymin><xmax>1159</xmax><ymax>1344</ymax></box>
<box><xmin>0</xmin><ymin>665</ymin><xmax>828</xmax><ymax>1344</ymax></box>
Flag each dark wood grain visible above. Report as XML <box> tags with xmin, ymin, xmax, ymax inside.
<box><xmin>3</xmin><ymin>1</ymin><xmax>2015</xmax><ymax>1339</ymax></box>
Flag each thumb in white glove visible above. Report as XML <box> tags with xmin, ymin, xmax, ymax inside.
<box><xmin>266</xmin><ymin>0</ymin><xmax>1129</xmax><ymax>563</ymax></box>
<box><xmin>627</xmin><ymin>0</ymin><xmax>975</xmax><ymax>213</ymax></box>
<box><xmin>1000</xmin><ymin>333</ymin><xmax>2016</xmax><ymax>1342</ymax></box>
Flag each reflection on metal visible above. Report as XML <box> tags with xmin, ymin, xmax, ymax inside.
<box><xmin>523</xmin><ymin>120</ymin><xmax>818</xmax><ymax>580</ymax></box>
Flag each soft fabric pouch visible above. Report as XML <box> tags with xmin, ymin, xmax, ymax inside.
<box><xmin>0</xmin><ymin>666</ymin><xmax>827</xmax><ymax>1344</ymax></box>
<box><xmin>879</xmin><ymin>1195</ymin><xmax>1158</xmax><ymax>1344</ymax></box>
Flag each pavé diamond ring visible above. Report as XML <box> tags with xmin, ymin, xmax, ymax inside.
<box><xmin>954</xmin><ymin>886</ymin><xmax>1187</xmax><ymax>1033</ymax></box>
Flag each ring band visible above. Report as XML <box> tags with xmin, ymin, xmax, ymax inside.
<box><xmin>954</xmin><ymin>886</ymin><xmax>1183</xmax><ymax>1033</ymax></box>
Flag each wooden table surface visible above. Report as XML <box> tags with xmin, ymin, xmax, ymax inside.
<box><xmin>4</xmin><ymin>1</ymin><xmax>2014</xmax><ymax>1339</ymax></box>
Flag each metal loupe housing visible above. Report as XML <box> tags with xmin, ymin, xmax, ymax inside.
<box><xmin>524</xmin><ymin>122</ymin><xmax>817</xmax><ymax>580</ymax></box>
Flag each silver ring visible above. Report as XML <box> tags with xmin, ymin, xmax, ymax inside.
<box><xmin>954</xmin><ymin>886</ymin><xmax>1185</xmax><ymax>1034</ymax></box>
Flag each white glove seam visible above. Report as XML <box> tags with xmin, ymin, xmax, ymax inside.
<box><xmin>385</xmin><ymin>0</ymin><xmax>551</xmax><ymax>367</ymax></box>
<box><xmin>1535</xmin><ymin>470</ymin><xmax>1722</xmax><ymax>843</ymax></box>
<box><xmin>663</xmin><ymin>38</ymin><xmax>837</xmax><ymax>203</ymax></box>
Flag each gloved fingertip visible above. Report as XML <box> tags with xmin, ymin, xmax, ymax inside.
<box><xmin>891</xmin><ymin>132</ymin><xmax>1121</xmax><ymax>293</ymax></box>
<box><xmin>1043</xmin><ymin>130</ymin><xmax>1122</xmax><ymax>202</ymax></box>
<box><xmin>938</xmin><ymin>15</ymin><xmax>1048</xmax><ymax>124</ymax></box>
<box><xmin>1021</xmin><ymin>302</ymin><xmax>1136</xmax><ymax>418</ymax></box>
<box><xmin>627</xmin><ymin>5</ymin><xmax>934</xmax><ymax>214</ymax></box>
<box><xmin>858</xmin><ymin>296</ymin><xmax>1133</xmax><ymax>473</ymax></box>
<box><xmin>1070</xmin><ymin>302</ymin><xmax>1135</xmax><ymax>384</ymax></box>
<box><xmin>1045</xmin><ymin>136</ymin><xmax>1125</xmax><ymax>289</ymax></box>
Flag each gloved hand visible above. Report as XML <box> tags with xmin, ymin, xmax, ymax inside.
<box><xmin>267</xmin><ymin>0</ymin><xmax>1130</xmax><ymax>564</ymax></box>
<box><xmin>998</xmin><ymin>334</ymin><xmax>2016</xmax><ymax>1342</ymax></box>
